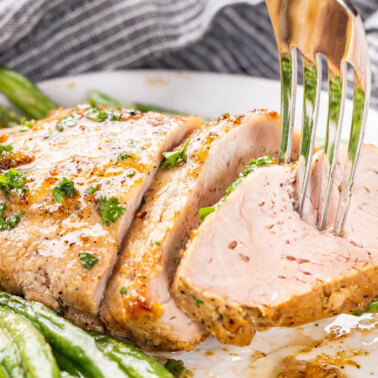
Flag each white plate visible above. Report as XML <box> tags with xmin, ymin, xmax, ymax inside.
<box><xmin>9</xmin><ymin>70</ymin><xmax>378</xmax><ymax>377</ymax></box>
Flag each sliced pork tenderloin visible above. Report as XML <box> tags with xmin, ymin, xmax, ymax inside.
<box><xmin>100</xmin><ymin>110</ymin><xmax>300</xmax><ymax>350</ymax></box>
<box><xmin>0</xmin><ymin>106</ymin><xmax>201</xmax><ymax>319</ymax></box>
<box><xmin>304</xmin><ymin>144</ymin><xmax>378</xmax><ymax>250</ymax></box>
<box><xmin>173</xmin><ymin>145</ymin><xmax>378</xmax><ymax>346</ymax></box>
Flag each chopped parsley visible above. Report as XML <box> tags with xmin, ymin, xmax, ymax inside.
<box><xmin>0</xmin><ymin>144</ymin><xmax>13</xmax><ymax>154</ymax></box>
<box><xmin>195</xmin><ymin>298</ymin><xmax>203</xmax><ymax>308</ymax></box>
<box><xmin>0</xmin><ymin>202</ymin><xmax>24</xmax><ymax>231</ymax></box>
<box><xmin>365</xmin><ymin>298</ymin><xmax>378</xmax><ymax>313</ymax></box>
<box><xmin>127</xmin><ymin>170</ymin><xmax>136</xmax><ymax>178</ymax></box>
<box><xmin>56</xmin><ymin>111</ymin><xmax>80</xmax><ymax>132</ymax></box>
<box><xmin>127</xmin><ymin>139</ymin><xmax>141</xmax><ymax>153</ymax></box>
<box><xmin>354</xmin><ymin>297</ymin><xmax>378</xmax><ymax>316</ymax></box>
<box><xmin>97</xmin><ymin>195</ymin><xmax>126</xmax><ymax>225</ymax></box>
<box><xmin>198</xmin><ymin>207</ymin><xmax>215</xmax><ymax>220</ymax></box>
<box><xmin>198</xmin><ymin>156</ymin><xmax>276</xmax><ymax>220</ymax></box>
<box><xmin>20</xmin><ymin>118</ymin><xmax>34</xmax><ymax>132</ymax></box>
<box><xmin>80</xmin><ymin>253</ymin><xmax>98</xmax><ymax>269</ymax></box>
<box><xmin>89</xmin><ymin>184</ymin><xmax>99</xmax><ymax>194</ymax></box>
<box><xmin>161</xmin><ymin>139</ymin><xmax>190</xmax><ymax>169</ymax></box>
<box><xmin>0</xmin><ymin>168</ymin><xmax>27</xmax><ymax>199</ymax></box>
<box><xmin>150</xmin><ymin>240</ymin><xmax>160</xmax><ymax>246</ymax></box>
<box><xmin>164</xmin><ymin>359</ymin><xmax>187</xmax><ymax>378</ymax></box>
<box><xmin>52</xmin><ymin>178</ymin><xmax>78</xmax><ymax>204</ymax></box>
<box><xmin>119</xmin><ymin>286</ymin><xmax>128</xmax><ymax>295</ymax></box>
<box><xmin>111</xmin><ymin>153</ymin><xmax>132</xmax><ymax>165</ymax></box>
<box><xmin>85</xmin><ymin>101</ymin><xmax>121</xmax><ymax>122</ymax></box>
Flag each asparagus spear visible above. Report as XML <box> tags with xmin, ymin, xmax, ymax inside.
<box><xmin>0</xmin><ymin>306</ymin><xmax>59</xmax><ymax>378</ymax></box>
<box><xmin>0</xmin><ymin>365</ymin><xmax>7</xmax><ymax>378</ymax></box>
<box><xmin>0</xmin><ymin>105</ymin><xmax>22</xmax><ymax>128</ymax></box>
<box><xmin>0</xmin><ymin>326</ymin><xmax>25</xmax><ymax>378</ymax></box>
<box><xmin>0</xmin><ymin>67</ymin><xmax>57</xmax><ymax>120</ymax></box>
<box><xmin>91</xmin><ymin>332</ymin><xmax>173</xmax><ymax>378</ymax></box>
<box><xmin>0</xmin><ymin>292</ymin><xmax>126</xmax><ymax>378</ymax></box>
<box><xmin>53</xmin><ymin>349</ymin><xmax>86</xmax><ymax>378</ymax></box>
<box><xmin>131</xmin><ymin>103</ymin><xmax>186</xmax><ymax>115</ymax></box>
<box><xmin>87</xmin><ymin>91</ymin><xmax>189</xmax><ymax>116</ymax></box>
<box><xmin>87</xmin><ymin>91</ymin><xmax>123</xmax><ymax>109</ymax></box>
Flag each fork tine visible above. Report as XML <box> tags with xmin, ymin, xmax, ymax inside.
<box><xmin>333</xmin><ymin>69</ymin><xmax>371</xmax><ymax>234</ymax></box>
<box><xmin>317</xmin><ymin>62</ymin><xmax>348</xmax><ymax>230</ymax></box>
<box><xmin>279</xmin><ymin>48</ymin><xmax>297</xmax><ymax>164</ymax></box>
<box><xmin>297</xmin><ymin>54</ymin><xmax>322</xmax><ymax>216</ymax></box>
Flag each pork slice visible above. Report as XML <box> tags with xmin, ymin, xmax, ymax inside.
<box><xmin>305</xmin><ymin>144</ymin><xmax>378</xmax><ymax>250</ymax></box>
<box><xmin>173</xmin><ymin>146</ymin><xmax>378</xmax><ymax>346</ymax></box>
<box><xmin>0</xmin><ymin>106</ymin><xmax>201</xmax><ymax>317</ymax></box>
<box><xmin>100</xmin><ymin>110</ymin><xmax>300</xmax><ymax>350</ymax></box>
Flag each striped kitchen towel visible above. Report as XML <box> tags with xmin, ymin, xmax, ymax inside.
<box><xmin>0</xmin><ymin>0</ymin><xmax>377</xmax><ymax>107</ymax></box>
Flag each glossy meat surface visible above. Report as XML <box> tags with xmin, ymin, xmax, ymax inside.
<box><xmin>173</xmin><ymin>146</ymin><xmax>378</xmax><ymax>346</ymax></box>
<box><xmin>101</xmin><ymin>111</ymin><xmax>298</xmax><ymax>350</ymax></box>
<box><xmin>0</xmin><ymin>106</ymin><xmax>201</xmax><ymax>315</ymax></box>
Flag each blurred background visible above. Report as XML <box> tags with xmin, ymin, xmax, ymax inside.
<box><xmin>0</xmin><ymin>0</ymin><xmax>377</xmax><ymax>107</ymax></box>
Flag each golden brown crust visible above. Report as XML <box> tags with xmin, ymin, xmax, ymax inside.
<box><xmin>173</xmin><ymin>263</ymin><xmax>378</xmax><ymax>346</ymax></box>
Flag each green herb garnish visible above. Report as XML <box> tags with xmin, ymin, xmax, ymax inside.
<box><xmin>56</xmin><ymin>111</ymin><xmax>80</xmax><ymax>132</ymax></box>
<box><xmin>164</xmin><ymin>359</ymin><xmax>187</xmax><ymax>378</ymax></box>
<box><xmin>52</xmin><ymin>178</ymin><xmax>78</xmax><ymax>204</ymax></box>
<box><xmin>195</xmin><ymin>298</ymin><xmax>203</xmax><ymax>308</ymax></box>
<box><xmin>0</xmin><ymin>144</ymin><xmax>13</xmax><ymax>154</ymax></box>
<box><xmin>353</xmin><ymin>297</ymin><xmax>378</xmax><ymax>316</ymax></box>
<box><xmin>161</xmin><ymin>139</ymin><xmax>190</xmax><ymax>169</ymax></box>
<box><xmin>97</xmin><ymin>195</ymin><xmax>126</xmax><ymax>225</ymax></box>
<box><xmin>119</xmin><ymin>286</ymin><xmax>128</xmax><ymax>295</ymax></box>
<box><xmin>198</xmin><ymin>207</ymin><xmax>215</xmax><ymax>220</ymax></box>
<box><xmin>365</xmin><ymin>298</ymin><xmax>378</xmax><ymax>313</ymax></box>
<box><xmin>89</xmin><ymin>185</ymin><xmax>99</xmax><ymax>194</ymax></box>
<box><xmin>0</xmin><ymin>202</ymin><xmax>24</xmax><ymax>231</ymax></box>
<box><xmin>111</xmin><ymin>153</ymin><xmax>132</xmax><ymax>165</ymax></box>
<box><xmin>79</xmin><ymin>252</ymin><xmax>99</xmax><ymax>269</ymax></box>
<box><xmin>198</xmin><ymin>156</ymin><xmax>276</xmax><ymax>220</ymax></box>
<box><xmin>20</xmin><ymin>117</ymin><xmax>34</xmax><ymax>132</ymax></box>
<box><xmin>85</xmin><ymin>102</ymin><xmax>121</xmax><ymax>122</ymax></box>
<box><xmin>127</xmin><ymin>170</ymin><xmax>136</xmax><ymax>178</ymax></box>
<box><xmin>150</xmin><ymin>240</ymin><xmax>160</xmax><ymax>246</ymax></box>
<box><xmin>0</xmin><ymin>168</ymin><xmax>27</xmax><ymax>199</ymax></box>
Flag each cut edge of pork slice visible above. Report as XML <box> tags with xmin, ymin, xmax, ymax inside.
<box><xmin>100</xmin><ymin>110</ymin><xmax>301</xmax><ymax>351</ymax></box>
<box><xmin>173</xmin><ymin>156</ymin><xmax>378</xmax><ymax>346</ymax></box>
<box><xmin>87</xmin><ymin>112</ymin><xmax>202</xmax><ymax>310</ymax></box>
<box><xmin>0</xmin><ymin>108</ymin><xmax>202</xmax><ymax>320</ymax></box>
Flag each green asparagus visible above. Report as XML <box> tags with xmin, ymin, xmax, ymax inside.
<box><xmin>0</xmin><ymin>365</ymin><xmax>8</xmax><ymax>378</ymax></box>
<box><xmin>0</xmin><ymin>105</ymin><xmax>22</xmax><ymax>128</ymax></box>
<box><xmin>60</xmin><ymin>373</ymin><xmax>77</xmax><ymax>378</ymax></box>
<box><xmin>131</xmin><ymin>103</ymin><xmax>186</xmax><ymax>115</ymax></box>
<box><xmin>0</xmin><ymin>306</ymin><xmax>59</xmax><ymax>378</ymax></box>
<box><xmin>0</xmin><ymin>326</ymin><xmax>24</xmax><ymax>378</ymax></box>
<box><xmin>0</xmin><ymin>67</ymin><xmax>57</xmax><ymax>120</ymax></box>
<box><xmin>53</xmin><ymin>349</ymin><xmax>86</xmax><ymax>378</ymax></box>
<box><xmin>164</xmin><ymin>360</ymin><xmax>187</xmax><ymax>378</ymax></box>
<box><xmin>91</xmin><ymin>332</ymin><xmax>173</xmax><ymax>378</ymax></box>
<box><xmin>87</xmin><ymin>91</ymin><xmax>123</xmax><ymax>109</ymax></box>
<box><xmin>87</xmin><ymin>91</ymin><xmax>189</xmax><ymax>116</ymax></box>
<box><xmin>0</xmin><ymin>292</ymin><xmax>126</xmax><ymax>378</ymax></box>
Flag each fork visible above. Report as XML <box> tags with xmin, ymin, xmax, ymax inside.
<box><xmin>265</xmin><ymin>0</ymin><xmax>371</xmax><ymax>235</ymax></box>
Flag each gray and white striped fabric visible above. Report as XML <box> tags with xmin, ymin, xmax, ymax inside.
<box><xmin>0</xmin><ymin>0</ymin><xmax>377</xmax><ymax>107</ymax></box>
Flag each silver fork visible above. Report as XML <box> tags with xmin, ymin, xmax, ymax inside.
<box><xmin>266</xmin><ymin>0</ymin><xmax>371</xmax><ymax>235</ymax></box>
